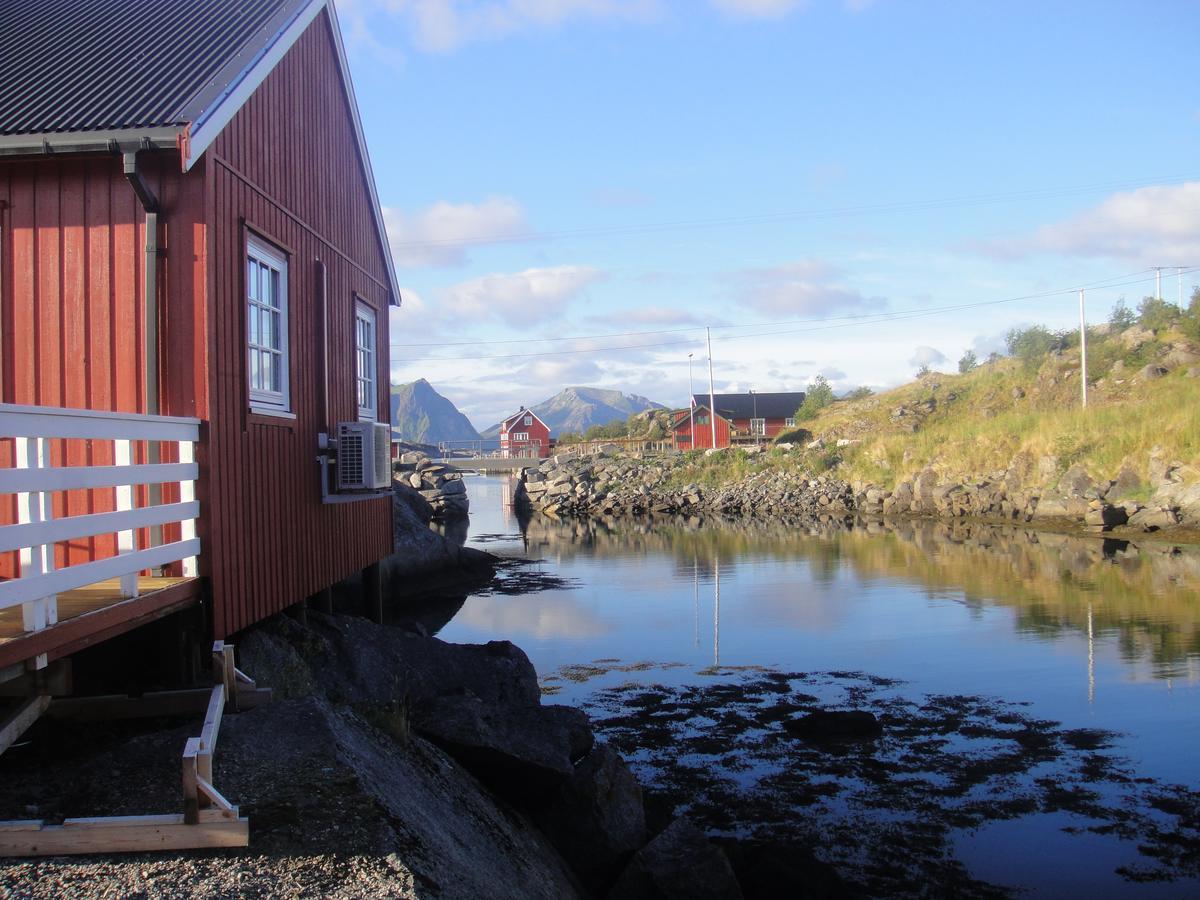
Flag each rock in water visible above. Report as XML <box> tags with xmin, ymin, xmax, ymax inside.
<box><xmin>607</xmin><ymin>817</ymin><xmax>743</xmax><ymax>900</ymax></box>
<box><xmin>783</xmin><ymin>710</ymin><xmax>882</xmax><ymax>742</ymax></box>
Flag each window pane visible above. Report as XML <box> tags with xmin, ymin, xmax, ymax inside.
<box><xmin>269</xmin><ymin>269</ymin><xmax>280</xmax><ymax>310</ymax></box>
<box><xmin>249</xmin><ymin>347</ymin><xmax>260</xmax><ymax>389</ymax></box>
<box><xmin>248</xmin><ymin>303</ymin><xmax>259</xmax><ymax>345</ymax></box>
<box><xmin>247</xmin><ymin>260</ymin><xmax>257</xmax><ymax>301</ymax></box>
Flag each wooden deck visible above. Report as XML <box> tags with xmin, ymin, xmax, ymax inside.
<box><xmin>0</xmin><ymin>577</ymin><xmax>202</xmax><ymax>671</ymax></box>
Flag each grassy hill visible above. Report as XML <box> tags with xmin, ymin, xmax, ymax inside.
<box><xmin>782</xmin><ymin>321</ymin><xmax>1199</xmax><ymax>492</ymax></box>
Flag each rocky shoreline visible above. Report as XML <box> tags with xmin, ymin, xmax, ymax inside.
<box><xmin>516</xmin><ymin>445</ymin><xmax>1200</xmax><ymax>539</ymax></box>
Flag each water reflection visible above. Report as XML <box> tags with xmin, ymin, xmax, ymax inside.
<box><xmin>518</xmin><ymin>512</ymin><xmax>1200</xmax><ymax>680</ymax></box>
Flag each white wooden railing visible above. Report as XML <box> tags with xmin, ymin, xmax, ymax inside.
<box><xmin>0</xmin><ymin>403</ymin><xmax>201</xmax><ymax>637</ymax></box>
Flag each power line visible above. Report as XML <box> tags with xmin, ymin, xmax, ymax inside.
<box><xmin>390</xmin><ymin>268</ymin><xmax>1195</xmax><ymax>363</ymax></box>
<box><xmin>387</xmin><ymin>175</ymin><xmax>1199</xmax><ymax>250</ymax></box>
<box><xmin>389</xmin><ymin>267</ymin><xmax>1156</xmax><ymax>349</ymax></box>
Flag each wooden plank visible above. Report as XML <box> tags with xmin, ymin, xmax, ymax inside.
<box><xmin>0</xmin><ymin>577</ymin><xmax>201</xmax><ymax>670</ymax></box>
<box><xmin>0</xmin><ymin>540</ymin><xmax>200</xmax><ymax>610</ymax></box>
<box><xmin>0</xmin><ymin>660</ymin><xmax>71</xmax><ymax>697</ymax></box>
<box><xmin>0</xmin><ymin>501</ymin><xmax>200</xmax><ymax>553</ymax></box>
<box><xmin>195</xmin><ymin>777</ymin><xmax>236</xmax><ymax>814</ymax></box>
<box><xmin>0</xmin><ymin>694</ymin><xmax>50</xmax><ymax>755</ymax></box>
<box><xmin>0</xmin><ymin>816</ymin><xmax>248</xmax><ymax>856</ymax></box>
<box><xmin>46</xmin><ymin>686</ymin><xmax>271</xmax><ymax>722</ymax></box>
<box><xmin>0</xmin><ymin>461</ymin><xmax>198</xmax><ymax>494</ymax></box>
<box><xmin>197</xmin><ymin>684</ymin><xmax>224</xmax><ymax>785</ymax></box>
<box><xmin>182</xmin><ymin>737</ymin><xmax>200</xmax><ymax>825</ymax></box>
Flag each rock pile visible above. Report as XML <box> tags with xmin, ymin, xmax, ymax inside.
<box><xmin>394</xmin><ymin>450</ymin><xmax>468</xmax><ymax>518</ymax></box>
<box><xmin>519</xmin><ymin>452</ymin><xmax>854</xmax><ymax>522</ymax></box>
<box><xmin>518</xmin><ymin>447</ymin><xmax>1199</xmax><ymax>536</ymax></box>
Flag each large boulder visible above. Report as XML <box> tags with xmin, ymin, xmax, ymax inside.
<box><xmin>607</xmin><ymin>818</ymin><xmax>743</xmax><ymax>900</ymax></box>
<box><xmin>533</xmin><ymin>744</ymin><xmax>647</xmax><ymax>894</ymax></box>
<box><xmin>412</xmin><ymin>696</ymin><xmax>594</xmax><ymax>799</ymax></box>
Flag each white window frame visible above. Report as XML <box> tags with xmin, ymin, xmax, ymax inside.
<box><xmin>354</xmin><ymin>299</ymin><xmax>377</xmax><ymax>421</ymax></box>
<box><xmin>512</xmin><ymin>432</ymin><xmax>529</xmax><ymax>441</ymax></box>
<box><xmin>751</xmin><ymin>418</ymin><xmax>766</xmax><ymax>436</ymax></box>
<box><xmin>246</xmin><ymin>235</ymin><xmax>290</xmax><ymax>413</ymax></box>
<box><xmin>524</xmin><ymin>415</ymin><xmax>532</xmax><ymax>425</ymax></box>
<box><xmin>785</xmin><ymin>417</ymin><xmax>796</xmax><ymax>428</ymax></box>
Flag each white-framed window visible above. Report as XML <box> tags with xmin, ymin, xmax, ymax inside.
<box><xmin>355</xmin><ymin>300</ymin><xmax>377</xmax><ymax>421</ymax></box>
<box><xmin>524</xmin><ymin>415</ymin><xmax>532</xmax><ymax>425</ymax></box>
<box><xmin>512</xmin><ymin>432</ymin><xmax>529</xmax><ymax>441</ymax></box>
<box><xmin>751</xmin><ymin>418</ymin><xmax>766</xmax><ymax>435</ymax></box>
<box><xmin>785</xmin><ymin>417</ymin><xmax>796</xmax><ymax>427</ymax></box>
<box><xmin>247</xmin><ymin>236</ymin><xmax>289</xmax><ymax>412</ymax></box>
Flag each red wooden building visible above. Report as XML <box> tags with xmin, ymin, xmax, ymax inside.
<box><xmin>671</xmin><ymin>406</ymin><xmax>733</xmax><ymax>450</ymax></box>
<box><xmin>689</xmin><ymin>392</ymin><xmax>805</xmax><ymax>445</ymax></box>
<box><xmin>0</xmin><ymin>0</ymin><xmax>400</xmax><ymax>674</ymax></box>
<box><xmin>499</xmin><ymin>408</ymin><xmax>552</xmax><ymax>459</ymax></box>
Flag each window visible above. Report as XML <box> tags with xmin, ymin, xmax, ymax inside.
<box><xmin>524</xmin><ymin>415</ymin><xmax>532</xmax><ymax>426</ymax></box>
<box><xmin>355</xmin><ymin>300</ymin><xmax>377</xmax><ymax>420</ymax></box>
<box><xmin>696</xmin><ymin>415</ymin><xmax>710</xmax><ymax>425</ymax></box>
<box><xmin>247</xmin><ymin>236</ymin><xmax>289</xmax><ymax>411</ymax></box>
<box><xmin>751</xmin><ymin>418</ymin><xmax>766</xmax><ymax>435</ymax></box>
<box><xmin>512</xmin><ymin>432</ymin><xmax>529</xmax><ymax>441</ymax></box>
<box><xmin>785</xmin><ymin>417</ymin><xmax>796</xmax><ymax>428</ymax></box>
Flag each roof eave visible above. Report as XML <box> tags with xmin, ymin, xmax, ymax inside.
<box><xmin>0</xmin><ymin>126</ymin><xmax>183</xmax><ymax>159</ymax></box>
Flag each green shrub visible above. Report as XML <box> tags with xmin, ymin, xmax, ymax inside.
<box><xmin>1137</xmin><ymin>296</ymin><xmax>1178</xmax><ymax>332</ymax></box>
<box><xmin>1108</xmin><ymin>298</ymin><xmax>1136</xmax><ymax>329</ymax></box>
<box><xmin>957</xmin><ymin>350</ymin><xmax>978</xmax><ymax>374</ymax></box>
<box><xmin>795</xmin><ymin>375</ymin><xmax>835</xmax><ymax>421</ymax></box>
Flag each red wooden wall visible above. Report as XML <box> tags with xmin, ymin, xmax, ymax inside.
<box><xmin>0</xmin><ymin>9</ymin><xmax>395</xmax><ymax>638</ymax></box>
<box><xmin>0</xmin><ymin>154</ymin><xmax>205</xmax><ymax>574</ymax></box>
<box><xmin>672</xmin><ymin>410</ymin><xmax>732</xmax><ymax>450</ymax></box>
<box><xmin>201</xmin><ymin>10</ymin><xmax>393</xmax><ymax>637</ymax></box>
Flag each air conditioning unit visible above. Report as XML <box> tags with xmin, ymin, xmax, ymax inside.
<box><xmin>336</xmin><ymin>421</ymin><xmax>391</xmax><ymax>491</ymax></box>
<box><xmin>372</xmin><ymin>422</ymin><xmax>392</xmax><ymax>489</ymax></box>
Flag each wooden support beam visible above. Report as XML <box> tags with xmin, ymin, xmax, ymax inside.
<box><xmin>181</xmin><ymin>737</ymin><xmax>200</xmax><ymax>825</ymax></box>
<box><xmin>0</xmin><ymin>813</ymin><xmax>248</xmax><ymax>856</ymax></box>
<box><xmin>0</xmin><ymin>661</ymin><xmax>71</xmax><ymax>697</ymax></box>
<box><xmin>0</xmin><ymin>695</ymin><xmax>50</xmax><ymax>755</ymax></box>
<box><xmin>197</xmin><ymin>684</ymin><xmax>224</xmax><ymax>787</ymax></box>
<box><xmin>45</xmin><ymin>686</ymin><xmax>271</xmax><ymax>722</ymax></box>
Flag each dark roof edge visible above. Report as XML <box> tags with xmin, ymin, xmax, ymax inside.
<box><xmin>0</xmin><ymin>126</ymin><xmax>182</xmax><ymax>159</ymax></box>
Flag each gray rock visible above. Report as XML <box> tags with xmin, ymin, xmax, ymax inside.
<box><xmin>533</xmin><ymin>744</ymin><xmax>647</xmax><ymax>894</ymax></box>
<box><xmin>1106</xmin><ymin>465</ymin><xmax>1143</xmax><ymax>502</ymax></box>
<box><xmin>408</xmin><ymin>472</ymin><xmax>424</xmax><ymax>489</ymax></box>
<box><xmin>1121</xmin><ymin>325</ymin><xmax>1155</xmax><ymax>349</ymax></box>
<box><xmin>413</xmin><ymin>696</ymin><xmax>594</xmax><ymax>799</ymax></box>
<box><xmin>1083</xmin><ymin>505</ymin><xmax>1128</xmax><ymax>529</ymax></box>
<box><xmin>1138</xmin><ymin>364</ymin><xmax>1168</xmax><ymax>380</ymax></box>
<box><xmin>1128</xmin><ymin>506</ymin><xmax>1179</xmax><ymax>531</ymax></box>
<box><xmin>1057</xmin><ymin>465</ymin><xmax>1097</xmax><ymax>499</ymax></box>
<box><xmin>607</xmin><ymin>818</ymin><xmax>743</xmax><ymax>900</ymax></box>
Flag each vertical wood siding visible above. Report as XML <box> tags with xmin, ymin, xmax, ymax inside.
<box><xmin>0</xmin><ymin>155</ymin><xmax>204</xmax><ymax>575</ymax></box>
<box><xmin>202</xmin><ymin>10</ymin><xmax>393</xmax><ymax>637</ymax></box>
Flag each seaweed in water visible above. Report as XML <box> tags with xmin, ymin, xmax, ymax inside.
<box><xmin>573</xmin><ymin>667</ymin><xmax>1200</xmax><ymax>898</ymax></box>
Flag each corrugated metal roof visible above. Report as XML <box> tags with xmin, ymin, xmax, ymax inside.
<box><xmin>0</xmin><ymin>0</ymin><xmax>303</xmax><ymax>136</ymax></box>
<box><xmin>692</xmin><ymin>392</ymin><xmax>807</xmax><ymax>419</ymax></box>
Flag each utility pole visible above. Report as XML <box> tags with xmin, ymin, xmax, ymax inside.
<box><xmin>706</xmin><ymin>327</ymin><xmax>717</xmax><ymax>450</ymax></box>
<box><xmin>687</xmin><ymin>352</ymin><xmax>695</xmax><ymax>451</ymax></box>
<box><xmin>1155</xmin><ymin>267</ymin><xmax>1162</xmax><ymax>301</ymax></box>
<box><xmin>1180</xmin><ymin>267</ymin><xmax>1185</xmax><ymax>307</ymax></box>
<box><xmin>1079</xmin><ymin>288</ymin><xmax>1088</xmax><ymax>409</ymax></box>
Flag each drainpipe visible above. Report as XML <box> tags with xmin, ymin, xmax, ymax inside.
<box><xmin>122</xmin><ymin>152</ymin><xmax>160</xmax><ymax>416</ymax></box>
<box><xmin>122</xmin><ymin>153</ymin><xmax>163</xmax><ymax>552</ymax></box>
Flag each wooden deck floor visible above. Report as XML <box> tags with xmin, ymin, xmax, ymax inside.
<box><xmin>0</xmin><ymin>577</ymin><xmax>201</xmax><ymax>670</ymax></box>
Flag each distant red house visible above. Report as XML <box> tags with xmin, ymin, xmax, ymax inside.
<box><xmin>0</xmin><ymin>0</ymin><xmax>401</xmax><ymax>669</ymax></box>
<box><xmin>499</xmin><ymin>408</ymin><xmax>551</xmax><ymax>458</ymax></box>
<box><xmin>691</xmin><ymin>392</ymin><xmax>805</xmax><ymax>443</ymax></box>
<box><xmin>671</xmin><ymin>406</ymin><xmax>733</xmax><ymax>450</ymax></box>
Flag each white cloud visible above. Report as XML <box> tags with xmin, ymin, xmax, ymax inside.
<box><xmin>976</xmin><ymin>182</ymin><xmax>1200</xmax><ymax>264</ymax></box>
<box><xmin>710</xmin><ymin>0</ymin><xmax>805</xmax><ymax>18</ymax></box>
<box><xmin>440</xmin><ymin>265</ymin><xmax>604</xmax><ymax>327</ymax></box>
<box><xmin>352</xmin><ymin>0</ymin><xmax>661</xmax><ymax>53</ymax></box>
<box><xmin>729</xmin><ymin>260</ymin><xmax>887</xmax><ymax>317</ymax></box>
<box><xmin>908</xmin><ymin>346</ymin><xmax>947</xmax><ymax>369</ymax></box>
<box><xmin>383</xmin><ymin>197</ymin><xmax>529</xmax><ymax>268</ymax></box>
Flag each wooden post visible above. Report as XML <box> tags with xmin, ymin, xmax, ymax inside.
<box><xmin>363</xmin><ymin>562</ymin><xmax>382</xmax><ymax>624</ymax></box>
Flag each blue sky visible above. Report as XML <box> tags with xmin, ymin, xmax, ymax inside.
<box><xmin>336</xmin><ymin>0</ymin><xmax>1200</xmax><ymax>430</ymax></box>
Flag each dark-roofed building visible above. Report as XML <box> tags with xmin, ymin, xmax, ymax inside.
<box><xmin>685</xmin><ymin>392</ymin><xmax>806</xmax><ymax>446</ymax></box>
<box><xmin>0</xmin><ymin>0</ymin><xmax>401</xmax><ymax>672</ymax></box>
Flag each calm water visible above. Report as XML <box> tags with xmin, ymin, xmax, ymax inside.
<box><xmin>435</xmin><ymin>475</ymin><xmax>1200</xmax><ymax>896</ymax></box>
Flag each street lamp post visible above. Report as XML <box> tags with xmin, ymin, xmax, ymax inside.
<box><xmin>687</xmin><ymin>353</ymin><xmax>695</xmax><ymax>451</ymax></box>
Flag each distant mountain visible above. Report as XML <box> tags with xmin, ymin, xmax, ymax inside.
<box><xmin>482</xmin><ymin>386</ymin><xmax>666</xmax><ymax>438</ymax></box>
<box><xmin>390</xmin><ymin>379</ymin><xmax>481</xmax><ymax>447</ymax></box>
